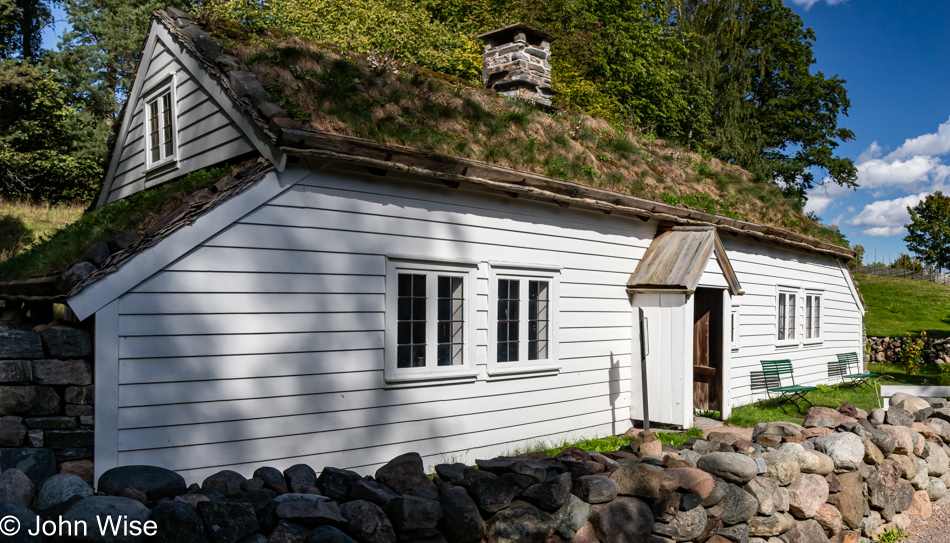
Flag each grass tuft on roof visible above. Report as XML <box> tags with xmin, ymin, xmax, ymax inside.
<box><xmin>0</xmin><ymin>165</ymin><xmax>235</xmax><ymax>281</ymax></box>
<box><xmin>221</xmin><ymin>31</ymin><xmax>847</xmax><ymax>247</ymax></box>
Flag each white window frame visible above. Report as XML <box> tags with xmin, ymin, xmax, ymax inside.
<box><xmin>487</xmin><ymin>262</ymin><xmax>561</xmax><ymax>377</ymax></box>
<box><xmin>143</xmin><ymin>74</ymin><xmax>178</xmax><ymax>173</ymax></box>
<box><xmin>730</xmin><ymin>305</ymin><xmax>740</xmax><ymax>350</ymax></box>
<box><xmin>385</xmin><ymin>256</ymin><xmax>479</xmax><ymax>384</ymax></box>
<box><xmin>803</xmin><ymin>291</ymin><xmax>823</xmax><ymax>344</ymax></box>
<box><xmin>776</xmin><ymin>286</ymin><xmax>800</xmax><ymax>347</ymax></box>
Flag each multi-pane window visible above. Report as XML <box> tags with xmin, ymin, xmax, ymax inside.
<box><xmin>396</xmin><ymin>274</ymin><xmax>427</xmax><ymax>368</ymax></box>
<box><xmin>492</xmin><ymin>271</ymin><xmax>557</xmax><ymax>369</ymax></box>
<box><xmin>528</xmin><ymin>281</ymin><xmax>549</xmax><ymax>360</ymax></box>
<box><xmin>497</xmin><ymin>279</ymin><xmax>520</xmax><ymax>362</ymax></box>
<box><xmin>805</xmin><ymin>294</ymin><xmax>821</xmax><ymax>339</ymax></box>
<box><xmin>777</xmin><ymin>291</ymin><xmax>796</xmax><ymax>341</ymax></box>
<box><xmin>147</xmin><ymin>89</ymin><xmax>175</xmax><ymax>167</ymax></box>
<box><xmin>387</xmin><ymin>259</ymin><xmax>475</xmax><ymax>382</ymax></box>
<box><xmin>437</xmin><ymin>276</ymin><xmax>464</xmax><ymax>366</ymax></box>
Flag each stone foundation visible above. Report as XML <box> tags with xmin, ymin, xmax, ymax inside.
<box><xmin>0</xmin><ymin>310</ymin><xmax>93</xmax><ymax>484</ymax></box>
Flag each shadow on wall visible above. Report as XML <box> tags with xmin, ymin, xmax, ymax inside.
<box><xmin>117</xmin><ymin>166</ymin><xmax>642</xmax><ymax>480</ymax></box>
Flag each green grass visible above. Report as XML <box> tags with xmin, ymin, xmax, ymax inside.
<box><xmin>0</xmin><ymin>166</ymin><xmax>233</xmax><ymax>280</ymax></box>
<box><xmin>725</xmin><ymin>363</ymin><xmax>931</xmax><ymax>427</ymax></box>
<box><xmin>0</xmin><ymin>200</ymin><xmax>85</xmax><ymax>263</ymax></box>
<box><xmin>512</xmin><ymin>435</ymin><xmax>629</xmax><ymax>457</ymax></box>
<box><xmin>856</xmin><ymin>273</ymin><xmax>950</xmax><ymax>338</ymax></box>
<box><xmin>657</xmin><ymin>427</ymin><xmax>704</xmax><ymax>447</ymax></box>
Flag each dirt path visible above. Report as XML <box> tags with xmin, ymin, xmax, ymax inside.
<box><xmin>904</xmin><ymin>503</ymin><xmax>950</xmax><ymax>543</ymax></box>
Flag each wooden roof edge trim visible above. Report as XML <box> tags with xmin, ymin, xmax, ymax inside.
<box><xmin>683</xmin><ymin>233</ymin><xmax>717</xmax><ymax>293</ymax></box>
<box><xmin>712</xmin><ymin>233</ymin><xmax>743</xmax><ymax>296</ymax></box>
<box><xmin>282</xmin><ymin>145</ymin><xmax>855</xmax><ymax>260</ymax></box>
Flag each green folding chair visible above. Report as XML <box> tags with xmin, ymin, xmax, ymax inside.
<box><xmin>760</xmin><ymin>359</ymin><xmax>817</xmax><ymax>414</ymax></box>
<box><xmin>832</xmin><ymin>352</ymin><xmax>878</xmax><ymax>388</ymax></box>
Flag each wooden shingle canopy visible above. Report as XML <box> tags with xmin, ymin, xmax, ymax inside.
<box><xmin>627</xmin><ymin>226</ymin><xmax>743</xmax><ymax>296</ymax></box>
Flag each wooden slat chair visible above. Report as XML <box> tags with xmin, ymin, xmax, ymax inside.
<box><xmin>760</xmin><ymin>359</ymin><xmax>817</xmax><ymax>414</ymax></box>
<box><xmin>831</xmin><ymin>352</ymin><xmax>878</xmax><ymax>388</ymax></box>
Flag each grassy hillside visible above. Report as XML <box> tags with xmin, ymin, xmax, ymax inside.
<box><xmin>855</xmin><ymin>273</ymin><xmax>950</xmax><ymax>338</ymax></box>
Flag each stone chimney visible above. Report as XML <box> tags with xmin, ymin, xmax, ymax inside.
<box><xmin>476</xmin><ymin>23</ymin><xmax>555</xmax><ymax>107</ymax></box>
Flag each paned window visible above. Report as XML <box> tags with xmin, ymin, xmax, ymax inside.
<box><xmin>146</xmin><ymin>86</ymin><xmax>176</xmax><ymax>168</ymax></box>
<box><xmin>777</xmin><ymin>290</ymin><xmax>797</xmax><ymax>341</ymax></box>
<box><xmin>805</xmin><ymin>293</ymin><xmax>821</xmax><ymax>340</ymax></box>
<box><xmin>489</xmin><ymin>266</ymin><xmax>559</xmax><ymax>374</ymax></box>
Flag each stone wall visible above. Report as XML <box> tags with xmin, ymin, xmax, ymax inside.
<box><xmin>0</xmin><ymin>320</ymin><xmax>93</xmax><ymax>484</ymax></box>
<box><xmin>868</xmin><ymin>336</ymin><xmax>950</xmax><ymax>365</ymax></box>
<box><xmin>1</xmin><ymin>394</ymin><xmax>947</xmax><ymax>543</ymax></box>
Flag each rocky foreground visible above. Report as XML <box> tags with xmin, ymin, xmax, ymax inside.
<box><xmin>1</xmin><ymin>392</ymin><xmax>949</xmax><ymax>543</ymax></box>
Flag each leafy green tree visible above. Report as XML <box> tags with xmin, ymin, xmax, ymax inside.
<box><xmin>0</xmin><ymin>0</ymin><xmax>52</xmax><ymax>59</ymax></box>
<box><xmin>678</xmin><ymin>0</ymin><xmax>857</xmax><ymax>198</ymax></box>
<box><xmin>0</xmin><ymin>61</ymin><xmax>104</xmax><ymax>201</ymax></box>
<box><xmin>905</xmin><ymin>191</ymin><xmax>950</xmax><ymax>279</ymax></box>
<box><xmin>52</xmin><ymin>0</ymin><xmax>176</xmax><ymax>123</ymax></box>
<box><xmin>890</xmin><ymin>253</ymin><xmax>923</xmax><ymax>274</ymax></box>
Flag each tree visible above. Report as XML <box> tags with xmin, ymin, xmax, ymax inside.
<box><xmin>678</xmin><ymin>0</ymin><xmax>857</xmax><ymax>198</ymax></box>
<box><xmin>0</xmin><ymin>0</ymin><xmax>52</xmax><ymax>59</ymax></box>
<box><xmin>890</xmin><ymin>253</ymin><xmax>923</xmax><ymax>274</ymax></box>
<box><xmin>850</xmin><ymin>244</ymin><xmax>864</xmax><ymax>269</ymax></box>
<box><xmin>905</xmin><ymin>191</ymin><xmax>950</xmax><ymax>280</ymax></box>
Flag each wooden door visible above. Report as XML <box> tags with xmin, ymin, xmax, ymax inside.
<box><xmin>693</xmin><ymin>289</ymin><xmax>723</xmax><ymax>411</ymax></box>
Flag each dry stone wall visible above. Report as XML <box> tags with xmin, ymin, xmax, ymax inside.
<box><xmin>0</xmin><ymin>322</ymin><xmax>94</xmax><ymax>485</ymax></box>
<box><xmin>0</xmin><ymin>394</ymin><xmax>947</xmax><ymax>543</ymax></box>
<box><xmin>867</xmin><ymin>336</ymin><xmax>950</xmax><ymax>365</ymax></box>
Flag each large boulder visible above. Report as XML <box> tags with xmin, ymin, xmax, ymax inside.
<box><xmin>784</xmin><ymin>519</ymin><xmax>830</xmax><ymax>543</ymax></box>
<box><xmin>553</xmin><ymin>495</ymin><xmax>591</xmax><ymax>539</ymax></box>
<box><xmin>98</xmin><ymin>465</ymin><xmax>187</xmax><ymax>500</ymax></box>
<box><xmin>316</xmin><ymin>467</ymin><xmax>362</xmax><ymax>501</ymax></box>
<box><xmin>787</xmin><ymin>474</ymin><xmax>829</xmax><ymax>518</ymax></box>
<box><xmin>63</xmin><ymin>496</ymin><xmax>152</xmax><ymax>543</ymax></box>
<box><xmin>761</xmin><ymin>449</ymin><xmax>802</xmax><ymax>486</ymax></box>
<box><xmin>697</xmin><ymin>452</ymin><xmax>759</xmax><ymax>485</ymax></box>
<box><xmin>283</xmin><ymin>464</ymin><xmax>317</xmax><ymax>494</ymax></box>
<box><xmin>877</xmin><ymin>425</ymin><xmax>914</xmax><ymax>455</ymax></box>
<box><xmin>589</xmin><ymin>496</ymin><xmax>654</xmax><ymax>543</ymax></box>
<box><xmin>813</xmin><ymin>503</ymin><xmax>843</xmax><ymax>538</ymax></box>
<box><xmin>797</xmin><ymin>450</ymin><xmax>835</xmax><ymax>476</ymax></box>
<box><xmin>925</xmin><ymin>418</ymin><xmax>950</xmax><ymax>442</ymax></box>
<box><xmin>438</xmin><ymin>484</ymin><xmax>485</xmax><ymax>543</ymax></box>
<box><xmin>921</xmin><ymin>441</ymin><xmax>949</xmax><ymax>476</ymax></box>
<box><xmin>835</xmin><ymin>471</ymin><xmax>864</xmax><ymax>530</ymax></box>
<box><xmin>375</xmin><ymin>453</ymin><xmax>438</xmax><ymax>497</ymax></box>
<box><xmin>609</xmin><ymin>462</ymin><xmax>665</xmax><ymax>499</ymax></box>
<box><xmin>521</xmin><ymin>472</ymin><xmax>572</xmax><ymax>511</ymax></box>
<box><xmin>890</xmin><ymin>393</ymin><xmax>932</xmax><ymax>413</ymax></box>
<box><xmin>469</xmin><ymin>473</ymin><xmax>533</xmax><ymax>513</ymax></box>
<box><xmin>486</xmin><ymin>500</ymin><xmax>557</xmax><ymax>543</ymax></box>
<box><xmin>866</xmin><ymin>461</ymin><xmax>915</xmax><ymax>520</ymax></box>
<box><xmin>202</xmin><ymin>470</ymin><xmax>246</xmax><ymax>497</ymax></box>
<box><xmin>719</xmin><ymin>482</ymin><xmax>758</xmax><ymax>525</ymax></box>
<box><xmin>661</xmin><ymin>467</ymin><xmax>713</xmax><ymax>499</ymax></box>
<box><xmin>339</xmin><ymin>500</ymin><xmax>396</xmax><ymax>543</ymax></box>
<box><xmin>652</xmin><ymin>505</ymin><xmax>706</xmax><ymax>542</ymax></box>
<box><xmin>802</xmin><ymin>407</ymin><xmax>856</xmax><ymax>429</ymax></box>
<box><xmin>745</xmin><ymin>476</ymin><xmax>788</xmax><ymax>516</ymax></box>
<box><xmin>753</xmin><ymin>422</ymin><xmax>805</xmax><ymax>441</ymax></box>
<box><xmin>384</xmin><ymin>496</ymin><xmax>442</xmax><ymax>540</ymax></box>
<box><xmin>0</xmin><ymin>468</ymin><xmax>34</xmax><ymax>507</ymax></box>
<box><xmin>747</xmin><ymin>512</ymin><xmax>795</xmax><ymax>537</ymax></box>
<box><xmin>813</xmin><ymin>433</ymin><xmax>864</xmax><ymax>471</ymax></box>
<box><xmin>151</xmin><ymin>500</ymin><xmax>211</xmax><ymax>543</ymax></box>
<box><xmin>34</xmin><ymin>473</ymin><xmax>93</xmax><ymax>510</ymax></box>
<box><xmin>572</xmin><ymin>475</ymin><xmax>618</xmax><ymax>504</ymax></box>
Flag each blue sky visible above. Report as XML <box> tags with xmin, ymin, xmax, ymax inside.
<box><xmin>791</xmin><ymin>0</ymin><xmax>950</xmax><ymax>263</ymax></box>
<box><xmin>42</xmin><ymin>2</ymin><xmax>945</xmax><ymax>263</ymax></box>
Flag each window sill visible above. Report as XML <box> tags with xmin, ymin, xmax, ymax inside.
<box><xmin>487</xmin><ymin>363</ymin><xmax>561</xmax><ymax>380</ymax></box>
<box><xmin>802</xmin><ymin>338</ymin><xmax>823</xmax><ymax>346</ymax></box>
<box><xmin>775</xmin><ymin>340</ymin><xmax>800</xmax><ymax>349</ymax></box>
<box><xmin>383</xmin><ymin>369</ymin><xmax>479</xmax><ymax>388</ymax></box>
<box><xmin>145</xmin><ymin>160</ymin><xmax>179</xmax><ymax>181</ymax></box>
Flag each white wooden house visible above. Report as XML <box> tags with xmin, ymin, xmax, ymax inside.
<box><xmin>62</xmin><ymin>12</ymin><xmax>865</xmax><ymax>483</ymax></box>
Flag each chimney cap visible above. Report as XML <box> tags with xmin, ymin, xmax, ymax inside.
<box><xmin>476</xmin><ymin>22</ymin><xmax>556</xmax><ymax>43</ymax></box>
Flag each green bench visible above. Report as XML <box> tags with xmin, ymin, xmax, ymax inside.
<box><xmin>760</xmin><ymin>359</ymin><xmax>817</xmax><ymax>414</ymax></box>
<box><xmin>831</xmin><ymin>352</ymin><xmax>877</xmax><ymax>388</ymax></box>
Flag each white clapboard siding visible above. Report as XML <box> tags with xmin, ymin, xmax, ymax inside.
<box><xmin>112</xmin><ymin>165</ymin><xmax>646</xmax><ymax>482</ymax></box>
<box><xmin>720</xmin><ymin>236</ymin><xmax>863</xmax><ymax>406</ymax></box>
<box><xmin>104</xmin><ymin>38</ymin><xmax>255</xmax><ymax>204</ymax></box>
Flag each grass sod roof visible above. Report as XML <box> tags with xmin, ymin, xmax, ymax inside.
<box><xmin>1</xmin><ymin>10</ymin><xmax>855</xmax><ymax>295</ymax></box>
<box><xmin>192</xmin><ymin>15</ymin><xmax>850</xmax><ymax>253</ymax></box>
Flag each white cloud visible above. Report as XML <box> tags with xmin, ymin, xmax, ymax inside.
<box><xmin>804</xmin><ymin>178</ymin><xmax>854</xmax><ymax>215</ymax></box>
<box><xmin>886</xmin><ymin>117</ymin><xmax>950</xmax><ymax>161</ymax></box>
<box><xmin>788</xmin><ymin>0</ymin><xmax>848</xmax><ymax>9</ymax></box>
<box><xmin>857</xmin><ymin>141</ymin><xmax>883</xmax><ymax>164</ymax></box>
<box><xmin>856</xmin><ymin>155</ymin><xmax>950</xmax><ymax>191</ymax></box>
<box><xmin>847</xmin><ymin>192</ymin><xmax>929</xmax><ymax>237</ymax></box>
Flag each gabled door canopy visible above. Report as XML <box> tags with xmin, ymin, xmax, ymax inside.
<box><xmin>626</xmin><ymin>226</ymin><xmax>743</xmax><ymax>296</ymax></box>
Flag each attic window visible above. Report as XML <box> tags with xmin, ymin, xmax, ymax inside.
<box><xmin>145</xmin><ymin>80</ymin><xmax>177</xmax><ymax>170</ymax></box>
